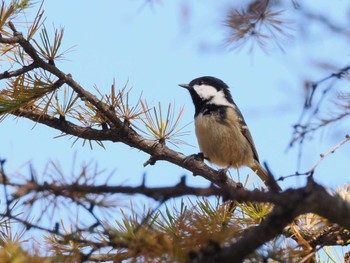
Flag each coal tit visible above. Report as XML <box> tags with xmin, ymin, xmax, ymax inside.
<box><xmin>179</xmin><ymin>76</ymin><xmax>281</xmax><ymax>192</ymax></box>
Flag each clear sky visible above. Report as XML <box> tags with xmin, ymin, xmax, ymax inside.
<box><xmin>2</xmin><ymin>0</ymin><xmax>350</xmax><ymax>194</ymax></box>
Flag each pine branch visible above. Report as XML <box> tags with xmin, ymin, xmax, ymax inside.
<box><xmin>1</xmin><ymin>24</ymin><xmax>241</xmax><ymax>191</ymax></box>
<box><xmin>195</xmin><ymin>178</ymin><xmax>350</xmax><ymax>262</ymax></box>
<box><xmin>10</xmin><ymin>178</ymin><xmax>223</xmax><ymax>202</ymax></box>
<box><xmin>11</xmin><ymin>108</ymin><xmax>241</xmax><ymax>191</ymax></box>
<box><xmin>0</xmin><ymin>62</ymin><xmax>38</xmax><ymax>79</ymax></box>
<box><xmin>307</xmin><ymin>224</ymin><xmax>348</xmax><ymax>247</ymax></box>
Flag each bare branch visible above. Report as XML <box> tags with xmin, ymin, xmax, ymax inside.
<box><xmin>308</xmin><ymin>134</ymin><xmax>350</xmax><ymax>174</ymax></box>
<box><xmin>0</xmin><ymin>61</ymin><xmax>39</xmax><ymax>78</ymax></box>
<box><xmin>290</xmin><ymin>65</ymin><xmax>350</xmax><ymax>147</ymax></box>
<box><xmin>12</xmin><ymin>108</ymin><xmax>122</xmax><ymax>142</ymax></box>
<box><xmin>10</xmin><ymin>179</ymin><xmax>223</xmax><ymax>202</ymax></box>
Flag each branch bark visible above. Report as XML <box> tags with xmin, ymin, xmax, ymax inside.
<box><xmin>196</xmin><ymin>179</ymin><xmax>350</xmax><ymax>262</ymax></box>
<box><xmin>1</xmin><ymin>24</ymin><xmax>241</xmax><ymax>193</ymax></box>
<box><xmin>10</xmin><ymin>179</ymin><xmax>223</xmax><ymax>201</ymax></box>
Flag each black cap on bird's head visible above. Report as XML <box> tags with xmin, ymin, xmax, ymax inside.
<box><xmin>179</xmin><ymin>76</ymin><xmax>229</xmax><ymax>91</ymax></box>
<box><xmin>189</xmin><ymin>76</ymin><xmax>228</xmax><ymax>89</ymax></box>
<box><xmin>179</xmin><ymin>76</ymin><xmax>234</xmax><ymax>114</ymax></box>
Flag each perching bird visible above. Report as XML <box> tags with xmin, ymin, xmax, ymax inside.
<box><xmin>179</xmin><ymin>76</ymin><xmax>281</xmax><ymax>192</ymax></box>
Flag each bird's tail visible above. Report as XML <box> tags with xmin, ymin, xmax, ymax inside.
<box><xmin>252</xmin><ymin>161</ymin><xmax>281</xmax><ymax>192</ymax></box>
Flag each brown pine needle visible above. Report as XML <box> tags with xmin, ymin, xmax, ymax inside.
<box><xmin>224</xmin><ymin>4</ymin><xmax>292</xmax><ymax>52</ymax></box>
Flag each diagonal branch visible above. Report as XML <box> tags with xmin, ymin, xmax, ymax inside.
<box><xmin>13</xmin><ymin>108</ymin><xmax>240</xmax><ymax>191</ymax></box>
<box><xmin>196</xmin><ymin>179</ymin><xmax>350</xmax><ymax>262</ymax></box>
<box><xmin>13</xmin><ymin>108</ymin><xmax>121</xmax><ymax>142</ymax></box>
<box><xmin>0</xmin><ymin>23</ymin><xmax>247</xmax><ymax>192</ymax></box>
<box><xmin>3</xmin><ymin>23</ymin><xmax>124</xmax><ymax>128</ymax></box>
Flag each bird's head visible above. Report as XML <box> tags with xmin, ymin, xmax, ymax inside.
<box><xmin>179</xmin><ymin>76</ymin><xmax>234</xmax><ymax>114</ymax></box>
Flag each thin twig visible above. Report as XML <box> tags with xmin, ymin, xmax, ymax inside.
<box><xmin>308</xmin><ymin>134</ymin><xmax>350</xmax><ymax>174</ymax></box>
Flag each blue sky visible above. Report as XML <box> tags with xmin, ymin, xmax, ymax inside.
<box><xmin>2</xmin><ymin>0</ymin><xmax>350</xmax><ymax>195</ymax></box>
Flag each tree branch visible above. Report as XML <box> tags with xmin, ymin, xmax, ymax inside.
<box><xmin>0</xmin><ymin>62</ymin><xmax>38</xmax><ymax>79</ymax></box>
<box><xmin>10</xmin><ymin>179</ymin><xmax>223</xmax><ymax>202</ymax></box>
<box><xmin>196</xmin><ymin>179</ymin><xmax>350</xmax><ymax>262</ymax></box>
<box><xmin>1</xmin><ymin>24</ymin><xmax>242</xmax><ymax>192</ymax></box>
<box><xmin>12</xmin><ymin>108</ymin><xmax>241</xmax><ymax>191</ymax></box>
<box><xmin>307</xmin><ymin>224</ymin><xmax>348</xmax><ymax>247</ymax></box>
<box><xmin>12</xmin><ymin>108</ymin><xmax>122</xmax><ymax>142</ymax></box>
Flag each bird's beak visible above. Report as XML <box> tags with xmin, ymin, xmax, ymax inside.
<box><xmin>178</xmin><ymin>83</ymin><xmax>191</xmax><ymax>89</ymax></box>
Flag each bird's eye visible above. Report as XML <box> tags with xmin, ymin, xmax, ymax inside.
<box><xmin>198</xmin><ymin>81</ymin><xmax>204</xmax><ymax>85</ymax></box>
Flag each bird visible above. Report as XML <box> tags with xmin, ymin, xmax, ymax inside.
<box><xmin>179</xmin><ymin>76</ymin><xmax>281</xmax><ymax>192</ymax></box>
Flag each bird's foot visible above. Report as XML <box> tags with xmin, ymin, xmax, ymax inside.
<box><xmin>183</xmin><ymin>152</ymin><xmax>206</xmax><ymax>165</ymax></box>
<box><xmin>218</xmin><ymin>167</ymin><xmax>229</xmax><ymax>183</ymax></box>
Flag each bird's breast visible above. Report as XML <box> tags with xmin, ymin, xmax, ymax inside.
<box><xmin>194</xmin><ymin>111</ymin><xmax>254</xmax><ymax>168</ymax></box>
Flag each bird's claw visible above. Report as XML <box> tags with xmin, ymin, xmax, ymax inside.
<box><xmin>183</xmin><ymin>152</ymin><xmax>205</xmax><ymax>165</ymax></box>
<box><xmin>218</xmin><ymin>168</ymin><xmax>229</xmax><ymax>183</ymax></box>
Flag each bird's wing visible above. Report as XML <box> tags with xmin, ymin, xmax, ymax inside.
<box><xmin>233</xmin><ymin>104</ymin><xmax>260</xmax><ymax>163</ymax></box>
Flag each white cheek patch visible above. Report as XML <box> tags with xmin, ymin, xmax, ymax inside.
<box><xmin>193</xmin><ymin>84</ymin><xmax>217</xmax><ymax>100</ymax></box>
<box><xmin>193</xmin><ymin>84</ymin><xmax>232</xmax><ymax>107</ymax></box>
<box><xmin>210</xmin><ymin>90</ymin><xmax>233</xmax><ymax>107</ymax></box>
